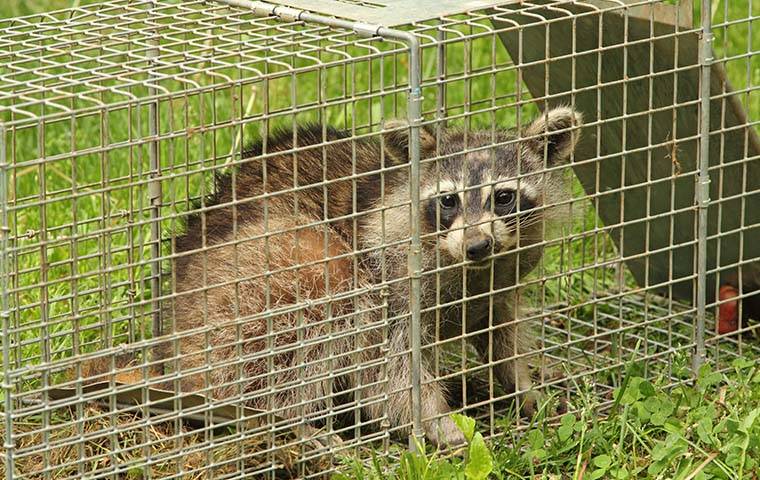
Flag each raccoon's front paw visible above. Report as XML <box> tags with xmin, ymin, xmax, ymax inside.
<box><xmin>520</xmin><ymin>390</ymin><xmax>544</xmax><ymax>418</ymax></box>
<box><xmin>425</xmin><ymin>416</ymin><xmax>467</xmax><ymax>449</ymax></box>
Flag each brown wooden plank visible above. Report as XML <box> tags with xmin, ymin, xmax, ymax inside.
<box><xmin>493</xmin><ymin>2</ymin><xmax>760</xmax><ymax>304</ymax></box>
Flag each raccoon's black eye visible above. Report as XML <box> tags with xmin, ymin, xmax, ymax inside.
<box><xmin>495</xmin><ymin>190</ymin><xmax>515</xmax><ymax>207</ymax></box>
<box><xmin>439</xmin><ymin>194</ymin><xmax>458</xmax><ymax>209</ymax></box>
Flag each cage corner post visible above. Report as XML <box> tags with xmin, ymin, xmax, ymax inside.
<box><xmin>147</xmin><ymin>0</ymin><xmax>163</xmax><ymax>347</ymax></box>
<box><xmin>381</xmin><ymin>28</ymin><xmax>425</xmax><ymax>453</ymax></box>
<box><xmin>1</xmin><ymin>123</ymin><xmax>14</xmax><ymax>480</ymax></box>
<box><xmin>694</xmin><ymin>0</ymin><xmax>714</xmax><ymax>374</ymax></box>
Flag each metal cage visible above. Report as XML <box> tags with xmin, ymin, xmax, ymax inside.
<box><xmin>1</xmin><ymin>0</ymin><xmax>758</xmax><ymax>478</ymax></box>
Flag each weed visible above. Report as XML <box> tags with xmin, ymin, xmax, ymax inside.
<box><xmin>335</xmin><ymin>358</ymin><xmax>760</xmax><ymax>480</ymax></box>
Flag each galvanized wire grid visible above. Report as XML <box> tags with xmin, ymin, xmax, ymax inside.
<box><xmin>0</xmin><ymin>0</ymin><xmax>758</xmax><ymax>478</ymax></box>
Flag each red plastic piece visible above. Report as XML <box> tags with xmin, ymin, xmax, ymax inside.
<box><xmin>717</xmin><ymin>284</ymin><xmax>740</xmax><ymax>334</ymax></box>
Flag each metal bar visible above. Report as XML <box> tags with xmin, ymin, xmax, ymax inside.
<box><xmin>694</xmin><ymin>0</ymin><xmax>713</xmax><ymax>372</ymax></box>
<box><xmin>397</xmin><ymin>31</ymin><xmax>424</xmax><ymax>452</ymax></box>
<box><xmin>436</xmin><ymin>26</ymin><xmax>447</xmax><ymax>127</ymax></box>
<box><xmin>1</xmin><ymin>125</ymin><xmax>14</xmax><ymax>480</ymax></box>
<box><xmin>148</xmin><ymin>1</ymin><xmax>163</xmax><ymax>346</ymax></box>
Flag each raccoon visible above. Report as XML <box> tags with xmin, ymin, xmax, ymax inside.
<box><xmin>157</xmin><ymin>107</ymin><xmax>581</xmax><ymax>447</ymax></box>
<box><xmin>359</xmin><ymin>107</ymin><xmax>582</xmax><ymax>445</ymax></box>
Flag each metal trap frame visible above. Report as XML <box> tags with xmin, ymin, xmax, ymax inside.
<box><xmin>1</xmin><ymin>0</ymin><xmax>758</xmax><ymax>478</ymax></box>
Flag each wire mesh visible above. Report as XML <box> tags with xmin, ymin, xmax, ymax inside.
<box><xmin>0</xmin><ymin>0</ymin><xmax>758</xmax><ymax>478</ymax></box>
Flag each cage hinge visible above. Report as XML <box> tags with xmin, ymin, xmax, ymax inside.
<box><xmin>352</xmin><ymin>23</ymin><xmax>381</xmax><ymax>38</ymax></box>
<box><xmin>250</xmin><ymin>1</ymin><xmax>275</xmax><ymax>17</ymax></box>
<box><xmin>408</xmin><ymin>246</ymin><xmax>423</xmax><ymax>278</ymax></box>
<box><xmin>148</xmin><ymin>176</ymin><xmax>162</xmax><ymax>205</ymax></box>
<box><xmin>697</xmin><ymin>176</ymin><xmax>711</xmax><ymax>208</ymax></box>
<box><xmin>273</xmin><ymin>6</ymin><xmax>301</xmax><ymax>22</ymax></box>
<box><xmin>408</xmin><ymin>89</ymin><xmax>424</xmax><ymax>118</ymax></box>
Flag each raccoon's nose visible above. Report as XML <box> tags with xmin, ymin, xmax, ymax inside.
<box><xmin>466</xmin><ymin>238</ymin><xmax>493</xmax><ymax>261</ymax></box>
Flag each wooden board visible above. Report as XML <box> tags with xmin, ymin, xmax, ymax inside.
<box><xmin>493</xmin><ymin>1</ymin><xmax>760</xmax><ymax>304</ymax></box>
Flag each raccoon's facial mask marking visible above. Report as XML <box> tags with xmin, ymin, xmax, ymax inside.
<box><xmin>486</xmin><ymin>189</ymin><xmax>517</xmax><ymax>218</ymax></box>
<box><xmin>488</xmin><ymin>181</ymin><xmax>539</xmax><ymax>224</ymax></box>
<box><xmin>425</xmin><ymin>182</ymin><xmax>537</xmax><ymax>264</ymax></box>
<box><xmin>481</xmin><ymin>184</ymin><xmax>540</xmax><ymax>259</ymax></box>
<box><xmin>425</xmin><ymin>191</ymin><xmax>460</xmax><ymax>230</ymax></box>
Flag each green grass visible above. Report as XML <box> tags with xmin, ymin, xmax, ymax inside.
<box><xmin>1</xmin><ymin>0</ymin><xmax>758</xmax><ymax>478</ymax></box>
<box><xmin>335</xmin><ymin>357</ymin><xmax>760</xmax><ymax>480</ymax></box>
<box><xmin>0</xmin><ymin>0</ymin><xmax>96</xmax><ymax>18</ymax></box>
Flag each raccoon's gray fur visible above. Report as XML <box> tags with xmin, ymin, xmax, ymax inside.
<box><xmin>161</xmin><ymin>107</ymin><xmax>582</xmax><ymax>447</ymax></box>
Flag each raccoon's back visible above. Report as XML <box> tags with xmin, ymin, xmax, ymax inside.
<box><xmin>174</xmin><ymin>124</ymin><xmax>386</xmax><ymax>258</ymax></box>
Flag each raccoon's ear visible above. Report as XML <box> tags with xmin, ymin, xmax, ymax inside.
<box><xmin>381</xmin><ymin>119</ymin><xmax>437</xmax><ymax>164</ymax></box>
<box><xmin>523</xmin><ymin>107</ymin><xmax>583</xmax><ymax>165</ymax></box>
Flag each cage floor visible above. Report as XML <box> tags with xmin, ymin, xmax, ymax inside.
<box><xmin>9</xmin><ymin>291</ymin><xmax>759</xmax><ymax>479</ymax></box>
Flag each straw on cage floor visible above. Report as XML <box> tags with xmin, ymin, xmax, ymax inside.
<box><xmin>8</xmin><ymin>402</ymin><xmax>337</xmax><ymax>479</ymax></box>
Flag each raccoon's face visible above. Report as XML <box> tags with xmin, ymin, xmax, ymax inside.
<box><xmin>420</xmin><ymin>107</ymin><xmax>582</xmax><ymax>267</ymax></box>
<box><xmin>363</xmin><ymin>107</ymin><xmax>582</xmax><ymax>278</ymax></box>
<box><xmin>423</xmin><ymin>172</ymin><xmax>539</xmax><ymax>266</ymax></box>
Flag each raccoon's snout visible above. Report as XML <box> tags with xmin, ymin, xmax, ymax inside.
<box><xmin>466</xmin><ymin>238</ymin><xmax>492</xmax><ymax>261</ymax></box>
<box><xmin>465</xmin><ymin>234</ymin><xmax>494</xmax><ymax>262</ymax></box>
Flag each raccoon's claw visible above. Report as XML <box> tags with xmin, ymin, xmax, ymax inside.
<box><xmin>425</xmin><ymin>416</ymin><xmax>467</xmax><ymax>449</ymax></box>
